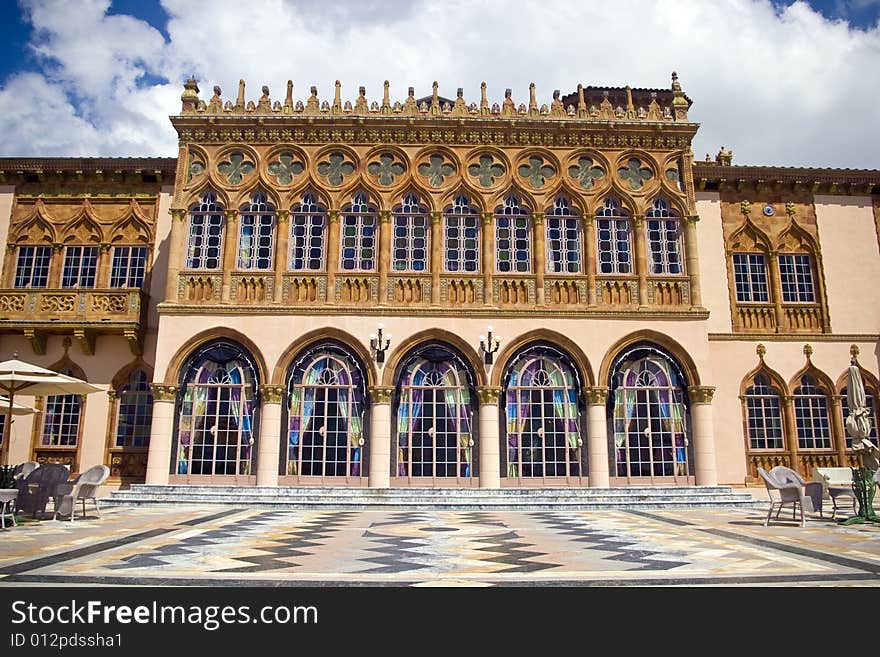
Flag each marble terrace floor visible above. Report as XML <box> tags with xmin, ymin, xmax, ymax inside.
<box><xmin>0</xmin><ymin>505</ymin><xmax>878</xmax><ymax>587</ymax></box>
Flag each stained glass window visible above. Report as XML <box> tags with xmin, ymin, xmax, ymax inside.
<box><xmin>745</xmin><ymin>374</ymin><xmax>784</xmax><ymax>450</ymax></box>
<box><xmin>495</xmin><ymin>195</ymin><xmax>531</xmax><ymax>273</ymax></box>
<box><xmin>186</xmin><ymin>191</ymin><xmax>224</xmax><ymax>270</ymax></box>
<box><xmin>503</xmin><ymin>346</ymin><xmax>583</xmax><ymax>478</ymax></box>
<box><xmin>286</xmin><ymin>345</ymin><xmax>366</xmax><ymax>478</ymax></box>
<box><xmin>646</xmin><ymin>198</ymin><xmax>683</xmax><ymax>275</ymax></box>
<box><xmin>340</xmin><ymin>193</ymin><xmax>377</xmax><ymax>271</ymax></box>
<box><xmin>596</xmin><ymin>197</ymin><xmax>631</xmax><ymax>274</ymax></box>
<box><xmin>443</xmin><ymin>194</ymin><xmax>479</xmax><ymax>272</ymax></box>
<box><xmin>175</xmin><ymin>343</ymin><xmax>258</xmax><ymax>477</ymax></box>
<box><xmin>545</xmin><ymin>196</ymin><xmax>581</xmax><ymax>274</ymax></box>
<box><xmin>115</xmin><ymin>369</ymin><xmax>153</xmax><ymax>448</ymax></box>
<box><xmin>290</xmin><ymin>192</ymin><xmax>326</xmax><ymax>271</ymax></box>
<box><xmin>237</xmin><ymin>192</ymin><xmax>275</xmax><ymax>270</ymax></box>
<box><xmin>393</xmin><ymin>193</ymin><xmax>429</xmax><ymax>272</ymax></box>
<box><xmin>396</xmin><ymin>349</ymin><xmax>475</xmax><ymax>478</ymax></box>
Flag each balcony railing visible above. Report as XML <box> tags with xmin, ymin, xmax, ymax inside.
<box><xmin>0</xmin><ymin>288</ymin><xmax>146</xmax><ymax>354</ymax></box>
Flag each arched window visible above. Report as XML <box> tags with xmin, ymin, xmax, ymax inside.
<box><xmin>393</xmin><ymin>193</ymin><xmax>429</xmax><ymax>272</ymax></box>
<box><xmin>744</xmin><ymin>373</ymin><xmax>784</xmax><ymax>450</ymax></box>
<box><xmin>175</xmin><ymin>343</ymin><xmax>258</xmax><ymax>477</ymax></box>
<box><xmin>545</xmin><ymin>195</ymin><xmax>581</xmax><ymax>274</ymax></box>
<box><xmin>395</xmin><ymin>346</ymin><xmax>475</xmax><ymax>479</ymax></box>
<box><xmin>793</xmin><ymin>374</ymin><xmax>832</xmax><ymax>450</ymax></box>
<box><xmin>237</xmin><ymin>192</ymin><xmax>275</xmax><ymax>270</ymax></box>
<box><xmin>503</xmin><ymin>345</ymin><xmax>583</xmax><ymax>479</ymax></box>
<box><xmin>187</xmin><ymin>191</ymin><xmax>224</xmax><ymax>270</ymax></box>
<box><xmin>289</xmin><ymin>192</ymin><xmax>326</xmax><ymax>271</ymax></box>
<box><xmin>610</xmin><ymin>348</ymin><xmax>689</xmax><ymax>479</ymax></box>
<box><xmin>596</xmin><ymin>197</ymin><xmax>631</xmax><ymax>274</ymax></box>
<box><xmin>286</xmin><ymin>344</ymin><xmax>367</xmax><ymax>478</ymax></box>
<box><xmin>646</xmin><ymin>198</ymin><xmax>683</xmax><ymax>275</ymax></box>
<box><xmin>778</xmin><ymin>254</ymin><xmax>816</xmax><ymax>303</ymax></box>
<box><xmin>115</xmin><ymin>369</ymin><xmax>153</xmax><ymax>448</ymax></box>
<box><xmin>841</xmin><ymin>385</ymin><xmax>878</xmax><ymax>449</ymax></box>
<box><xmin>41</xmin><ymin>367</ymin><xmax>82</xmax><ymax>447</ymax></box>
<box><xmin>495</xmin><ymin>194</ymin><xmax>531</xmax><ymax>273</ymax></box>
<box><xmin>443</xmin><ymin>194</ymin><xmax>479</xmax><ymax>273</ymax></box>
<box><xmin>340</xmin><ymin>192</ymin><xmax>377</xmax><ymax>271</ymax></box>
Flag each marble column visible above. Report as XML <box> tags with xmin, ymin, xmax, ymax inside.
<box><xmin>532</xmin><ymin>211</ymin><xmax>545</xmax><ymax>305</ymax></box>
<box><xmin>378</xmin><ymin>210</ymin><xmax>391</xmax><ymax>304</ymax></box>
<box><xmin>368</xmin><ymin>386</ymin><xmax>394</xmax><ymax>488</ymax></box>
<box><xmin>97</xmin><ymin>243</ymin><xmax>112</xmax><ymax>287</ymax></box>
<box><xmin>584</xmin><ymin>216</ymin><xmax>597</xmax><ymax>306</ymax></box>
<box><xmin>633</xmin><ymin>214</ymin><xmax>649</xmax><ymax>308</ymax></box>
<box><xmin>144</xmin><ymin>384</ymin><xmax>178</xmax><ymax>485</ymax></box>
<box><xmin>477</xmin><ymin>386</ymin><xmax>502</xmax><ymax>489</ymax></box>
<box><xmin>273</xmin><ymin>210</ymin><xmax>289</xmax><ymax>304</ymax></box>
<box><xmin>481</xmin><ymin>211</ymin><xmax>494</xmax><ymax>306</ymax></box>
<box><xmin>220</xmin><ymin>209</ymin><xmax>238</xmax><ymax>302</ymax></box>
<box><xmin>683</xmin><ymin>215</ymin><xmax>703</xmax><ymax>309</ymax></box>
<box><xmin>164</xmin><ymin>209</ymin><xmax>187</xmax><ymax>302</ymax></box>
<box><xmin>767</xmin><ymin>252</ymin><xmax>785</xmax><ymax>332</ymax></box>
<box><xmin>585</xmin><ymin>387</ymin><xmax>610</xmax><ymax>487</ymax></box>
<box><xmin>325</xmin><ymin>210</ymin><xmax>340</xmax><ymax>304</ymax></box>
<box><xmin>688</xmin><ymin>386</ymin><xmax>717</xmax><ymax>486</ymax></box>
<box><xmin>256</xmin><ymin>385</ymin><xmax>284</xmax><ymax>486</ymax></box>
<box><xmin>430</xmin><ymin>211</ymin><xmax>442</xmax><ymax>304</ymax></box>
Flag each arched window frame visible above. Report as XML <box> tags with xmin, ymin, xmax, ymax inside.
<box><xmin>742</xmin><ymin>372</ymin><xmax>785</xmax><ymax>451</ymax></box>
<box><xmin>237</xmin><ymin>191</ymin><xmax>276</xmax><ymax>270</ymax></box>
<box><xmin>494</xmin><ymin>194</ymin><xmax>531</xmax><ymax>274</ymax></box>
<box><xmin>645</xmin><ymin>198</ymin><xmax>684</xmax><ymax>275</ymax></box>
<box><xmin>114</xmin><ymin>369</ymin><xmax>154</xmax><ymax>449</ymax></box>
<box><xmin>545</xmin><ymin>195</ymin><xmax>582</xmax><ymax>274</ymax></box>
<box><xmin>41</xmin><ymin>367</ymin><xmax>84</xmax><ymax>448</ymax></box>
<box><xmin>443</xmin><ymin>193</ymin><xmax>480</xmax><ymax>273</ymax></box>
<box><xmin>792</xmin><ymin>374</ymin><xmax>833</xmax><ymax>451</ymax></box>
<box><xmin>392</xmin><ymin>192</ymin><xmax>429</xmax><ymax>272</ymax></box>
<box><xmin>595</xmin><ymin>197</ymin><xmax>632</xmax><ymax>275</ymax></box>
<box><xmin>339</xmin><ymin>192</ymin><xmax>377</xmax><ymax>272</ymax></box>
<box><xmin>289</xmin><ymin>192</ymin><xmax>326</xmax><ymax>271</ymax></box>
<box><xmin>186</xmin><ymin>191</ymin><xmax>224</xmax><ymax>270</ymax></box>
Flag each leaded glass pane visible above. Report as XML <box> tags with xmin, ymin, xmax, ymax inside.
<box><xmin>393</xmin><ymin>193</ymin><xmax>429</xmax><ymax>272</ymax></box>
<box><xmin>646</xmin><ymin>198</ymin><xmax>683</xmax><ymax>275</ymax></box>
<box><xmin>110</xmin><ymin>246</ymin><xmax>148</xmax><ymax>288</ymax></box>
<box><xmin>237</xmin><ymin>192</ymin><xmax>275</xmax><ymax>270</ymax></box>
<box><xmin>545</xmin><ymin>195</ymin><xmax>581</xmax><ymax>274</ymax></box>
<box><xmin>495</xmin><ymin>195</ymin><xmax>531</xmax><ymax>273</ymax></box>
<box><xmin>779</xmin><ymin>253</ymin><xmax>815</xmax><ymax>302</ymax></box>
<box><xmin>290</xmin><ymin>192</ymin><xmax>326</xmax><ymax>271</ymax></box>
<box><xmin>340</xmin><ymin>193</ymin><xmax>377</xmax><ymax>271</ymax></box>
<box><xmin>187</xmin><ymin>191</ymin><xmax>224</xmax><ymax>270</ymax></box>
<box><xmin>443</xmin><ymin>194</ymin><xmax>480</xmax><ymax>272</ymax></box>
<box><xmin>596</xmin><ymin>197</ymin><xmax>631</xmax><ymax>274</ymax></box>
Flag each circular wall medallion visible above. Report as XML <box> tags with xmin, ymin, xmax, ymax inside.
<box><xmin>762</xmin><ymin>204</ymin><xmax>775</xmax><ymax>216</ymax></box>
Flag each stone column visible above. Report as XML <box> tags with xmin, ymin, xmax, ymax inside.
<box><xmin>767</xmin><ymin>252</ymin><xmax>785</xmax><ymax>332</ymax></box>
<box><xmin>683</xmin><ymin>215</ymin><xmax>703</xmax><ymax>309</ymax></box>
<box><xmin>688</xmin><ymin>386</ymin><xmax>717</xmax><ymax>486</ymax></box>
<box><xmin>477</xmin><ymin>386</ymin><xmax>502</xmax><ymax>489</ymax></box>
<box><xmin>585</xmin><ymin>387</ymin><xmax>610</xmax><ymax>487</ymax></box>
<box><xmin>430</xmin><ymin>211</ymin><xmax>442</xmax><ymax>304</ymax></box>
<box><xmin>48</xmin><ymin>243</ymin><xmax>64</xmax><ymax>288</ymax></box>
<box><xmin>532</xmin><ymin>211</ymin><xmax>546</xmax><ymax>305</ymax></box>
<box><xmin>783</xmin><ymin>395</ymin><xmax>800</xmax><ymax>472</ymax></box>
<box><xmin>584</xmin><ymin>216</ymin><xmax>597</xmax><ymax>306</ymax></box>
<box><xmin>221</xmin><ymin>209</ymin><xmax>238</xmax><ymax>302</ymax></box>
<box><xmin>481</xmin><ymin>211</ymin><xmax>494</xmax><ymax>306</ymax></box>
<box><xmin>368</xmin><ymin>386</ymin><xmax>394</xmax><ymax>488</ymax></box>
<box><xmin>144</xmin><ymin>384</ymin><xmax>178</xmax><ymax>485</ymax></box>
<box><xmin>165</xmin><ymin>209</ymin><xmax>187</xmax><ymax>302</ymax></box>
<box><xmin>256</xmin><ymin>385</ymin><xmax>284</xmax><ymax>486</ymax></box>
<box><xmin>378</xmin><ymin>210</ymin><xmax>392</xmax><ymax>304</ymax></box>
<box><xmin>3</xmin><ymin>244</ymin><xmax>17</xmax><ymax>286</ymax></box>
<box><xmin>325</xmin><ymin>210</ymin><xmax>340</xmax><ymax>304</ymax></box>
<box><xmin>97</xmin><ymin>243</ymin><xmax>112</xmax><ymax>287</ymax></box>
<box><xmin>633</xmin><ymin>214</ymin><xmax>649</xmax><ymax>308</ymax></box>
<box><xmin>830</xmin><ymin>396</ymin><xmax>847</xmax><ymax>467</ymax></box>
<box><xmin>273</xmin><ymin>210</ymin><xmax>289</xmax><ymax>304</ymax></box>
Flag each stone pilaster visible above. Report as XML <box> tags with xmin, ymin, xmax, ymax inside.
<box><xmin>221</xmin><ymin>209</ymin><xmax>238</xmax><ymax>302</ymax></box>
<box><xmin>688</xmin><ymin>385</ymin><xmax>717</xmax><ymax>485</ymax></box>
<box><xmin>273</xmin><ymin>210</ymin><xmax>289</xmax><ymax>305</ymax></box>
<box><xmin>430</xmin><ymin>211</ymin><xmax>442</xmax><ymax>304</ymax></box>
<box><xmin>683</xmin><ymin>214</ymin><xmax>703</xmax><ymax>309</ymax></box>
<box><xmin>481</xmin><ymin>211</ymin><xmax>494</xmax><ymax>306</ymax></box>
<box><xmin>368</xmin><ymin>386</ymin><xmax>394</xmax><ymax>487</ymax></box>
<box><xmin>585</xmin><ymin>386</ymin><xmax>610</xmax><ymax>487</ymax></box>
<box><xmin>477</xmin><ymin>386</ymin><xmax>502</xmax><ymax>489</ymax></box>
<box><xmin>256</xmin><ymin>385</ymin><xmax>285</xmax><ymax>486</ymax></box>
<box><xmin>165</xmin><ymin>209</ymin><xmax>187</xmax><ymax>302</ymax></box>
<box><xmin>532</xmin><ymin>212</ymin><xmax>545</xmax><ymax>305</ymax></box>
<box><xmin>144</xmin><ymin>384</ymin><xmax>178</xmax><ymax>484</ymax></box>
<box><xmin>633</xmin><ymin>215</ymin><xmax>649</xmax><ymax>308</ymax></box>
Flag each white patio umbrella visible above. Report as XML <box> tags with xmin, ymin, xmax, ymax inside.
<box><xmin>845</xmin><ymin>357</ymin><xmax>871</xmax><ymax>444</ymax></box>
<box><xmin>0</xmin><ymin>355</ymin><xmax>101</xmax><ymax>465</ymax></box>
<box><xmin>0</xmin><ymin>396</ymin><xmax>35</xmax><ymax>415</ymax></box>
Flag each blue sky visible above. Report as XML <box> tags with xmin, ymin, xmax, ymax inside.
<box><xmin>0</xmin><ymin>0</ymin><xmax>878</xmax><ymax>168</ymax></box>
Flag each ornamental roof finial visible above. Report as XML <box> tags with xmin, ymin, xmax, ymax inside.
<box><xmin>180</xmin><ymin>77</ymin><xmax>200</xmax><ymax>113</ymax></box>
<box><xmin>333</xmin><ymin>80</ymin><xmax>342</xmax><ymax>114</ymax></box>
<box><xmin>284</xmin><ymin>80</ymin><xmax>293</xmax><ymax>113</ymax></box>
<box><xmin>234</xmin><ymin>79</ymin><xmax>246</xmax><ymax>112</ymax></box>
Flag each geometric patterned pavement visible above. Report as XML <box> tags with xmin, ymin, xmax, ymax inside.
<box><xmin>1</xmin><ymin>505</ymin><xmax>879</xmax><ymax>586</ymax></box>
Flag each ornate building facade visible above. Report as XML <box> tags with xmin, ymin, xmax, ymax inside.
<box><xmin>0</xmin><ymin>74</ymin><xmax>878</xmax><ymax>491</ymax></box>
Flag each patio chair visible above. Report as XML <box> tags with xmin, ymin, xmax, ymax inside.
<box><xmin>757</xmin><ymin>466</ymin><xmax>818</xmax><ymax>527</ymax></box>
<box><xmin>14</xmin><ymin>463</ymin><xmax>71</xmax><ymax>518</ymax></box>
<box><xmin>53</xmin><ymin>464</ymin><xmax>109</xmax><ymax>522</ymax></box>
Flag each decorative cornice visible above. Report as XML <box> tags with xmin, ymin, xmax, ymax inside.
<box><xmin>708</xmin><ymin>333</ymin><xmax>880</xmax><ymax>342</ymax></box>
<box><xmin>368</xmin><ymin>386</ymin><xmax>395</xmax><ymax>404</ymax></box>
<box><xmin>585</xmin><ymin>386</ymin><xmax>609</xmax><ymax>405</ymax></box>
<box><xmin>260</xmin><ymin>384</ymin><xmax>285</xmax><ymax>404</ymax></box>
<box><xmin>150</xmin><ymin>383</ymin><xmax>179</xmax><ymax>401</ymax></box>
<box><xmin>688</xmin><ymin>385</ymin><xmax>715</xmax><ymax>404</ymax></box>
<box><xmin>476</xmin><ymin>386</ymin><xmax>502</xmax><ymax>405</ymax></box>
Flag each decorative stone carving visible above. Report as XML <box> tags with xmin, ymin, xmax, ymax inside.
<box><xmin>617</xmin><ymin>157</ymin><xmax>653</xmax><ymax>190</ymax></box>
<box><xmin>585</xmin><ymin>387</ymin><xmax>609</xmax><ymax>405</ymax></box>
<box><xmin>417</xmin><ymin>154</ymin><xmax>455</xmax><ymax>188</ymax></box>
<box><xmin>517</xmin><ymin>156</ymin><xmax>555</xmax><ymax>189</ymax></box>
<box><xmin>688</xmin><ymin>386</ymin><xmax>716</xmax><ymax>404</ymax></box>
<box><xmin>260</xmin><ymin>385</ymin><xmax>285</xmax><ymax>404</ymax></box>
<box><xmin>366</xmin><ymin>153</ymin><xmax>405</xmax><ymax>186</ymax></box>
<box><xmin>267</xmin><ymin>153</ymin><xmax>305</xmax><ymax>185</ymax></box>
<box><xmin>568</xmin><ymin>156</ymin><xmax>605</xmax><ymax>190</ymax></box>
<box><xmin>316</xmin><ymin>152</ymin><xmax>355</xmax><ymax>186</ymax></box>
<box><xmin>369</xmin><ymin>386</ymin><xmax>395</xmax><ymax>404</ymax></box>
<box><xmin>150</xmin><ymin>384</ymin><xmax>179</xmax><ymax>401</ymax></box>
<box><xmin>467</xmin><ymin>154</ymin><xmax>505</xmax><ymax>188</ymax></box>
<box><xmin>476</xmin><ymin>386</ymin><xmax>502</xmax><ymax>405</ymax></box>
<box><xmin>217</xmin><ymin>152</ymin><xmax>255</xmax><ymax>185</ymax></box>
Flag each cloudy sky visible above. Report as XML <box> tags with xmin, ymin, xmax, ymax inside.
<box><xmin>0</xmin><ymin>0</ymin><xmax>878</xmax><ymax>169</ymax></box>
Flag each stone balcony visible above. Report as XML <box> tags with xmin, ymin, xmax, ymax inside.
<box><xmin>0</xmin><ymin>288</ymin><xmax>146</xmax><ymax>355</ymax></box>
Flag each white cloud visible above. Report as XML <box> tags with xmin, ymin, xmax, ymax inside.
<box><xmin>0</xmin><ymin>0</ymin><xmax>878</xmax><ymax>168</ymax></box>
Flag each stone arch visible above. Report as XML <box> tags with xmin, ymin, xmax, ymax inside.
<box><xmin>775</xmin><ymin>217</ymin><xmax>820</xmax><ymax>254</ymax></box>
<box><xmin>488</xmin><ymin>184</ymin><xmax>537</xmax><ymax>213</ymax></box>
<box><xmin>438</xmin><ymin>185</ymin><xmax>486</xmax><ymax>213</ymax></box>
<box><xmin>491</xmin><ymin>329</ymin><xmax>594</xmax><ymax>388</ymax></box>
<box><xmin>271</xmin><ymin>328</ymin><xmax>376</xmax><ymax>387</ymax></box>
<box><xmin>161</xmin><ymin>327</ymin><xmax>269</xmax><ymax>387</ymax></box>
<box><xmin>183</xmin><ymin>184</ymin><xmax>230</xmax><ymax>211</ymax></box>
<box><xmin>111</xmin><ymin>358</ymin><xmax>154</xmax><ymax>392</ymax></box>
<box><xmin>740</xmin><ymin>359</ymin><xmax>789</xmax><ymax>398</ymax></box>
<box><xmin>10</xmin><ymin>200</ymin><xmax>56</xmax><ymax>244</ymax></box>
<box><xmin>48</xmin><ymin>351</ymin><xmax>87</xmax><ymax>381</ymax></box>
<box><xmin>646</xmin><ymin>194</ymin><xmax>688</xmax><ymax>220</ymax></box>
<box><xmin>541</xmin><ymin>179</ymin><xmax>589</xmax><ymax>217</ymax></box>
<box><xmin>59</xmin><ymin>200</ymin><xmax>104</xmax><ymax>244</ymax></box>
<box><xmin>789</xmin><ymin>360</ymin><xmax>836</xmax><ymax>395</ymax></box>
<box><xmin>392</xmin><ymin>186</ymin><xmax>436</xmax><ymax>213</ymax></box>
<box><xmin>381</xmin><ymin>329</ymin><xmax>486</xmax><ymax>388</ymax></box>
<box><xmin>598</xmin><ymin>187</ymin><xmax>638</xmax><ymax>217</ymax></box>
<box><xmin>233</xmin><ymin>184</ymin><xmax>282</xmax><ymax>211</ymax></box>
<box><xmin>835</xmin><ymin>362</ymin><xmax>880</xmax><ymax>393</ymax></box>
<box><xmin>109</xmin><ymin>199</ymin><xmax>154</xmax><ymax>244</ymax></box>
<box><xmin>727</xmin><ymin>215</ymin><xmax>772</xmax><ymax>253</ymax></box>
<box><xmin>599</xmin><ymin>330</ymin><xmax>701</xmax><ymax>388</ymax></box>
